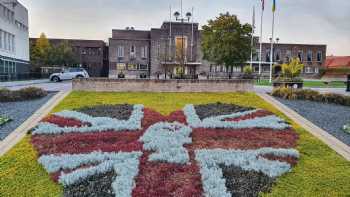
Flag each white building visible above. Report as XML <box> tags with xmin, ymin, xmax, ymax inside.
<box><xmin>0</xmin><ymin>0</ymin><xmax>29</xmax><ymax>80</ymax></box>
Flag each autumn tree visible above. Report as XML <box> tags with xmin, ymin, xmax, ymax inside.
<box><xmin>201</xmin><ymin>12</ymin><xmax>252</xmax><ymax>71</ymax></box>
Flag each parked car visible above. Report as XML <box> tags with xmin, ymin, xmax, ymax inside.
<box><xmin>50</xmin><ymin>68</ymin><xmax>89</xmax><ymax>82</ymax></box>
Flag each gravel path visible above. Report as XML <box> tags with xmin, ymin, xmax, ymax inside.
<box><xmin>275</xmin><ymin>97</ymin><xmax>350</xmax><ymax>146</ymax></box>
<box><xmin>0</xmin><ymin>93</ymin><xmax>56</xmax><ymax>140</ymax></box>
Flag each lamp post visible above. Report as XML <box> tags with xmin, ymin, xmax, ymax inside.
<box><xmin>173</xmin><ymin>8</ymin><xmax>192</xmax><ymax>78</ymax></box>
<box><xmin>269</xmin><ymin>37</ymin><xmax>279</xmax><ymax>82</ymax></box>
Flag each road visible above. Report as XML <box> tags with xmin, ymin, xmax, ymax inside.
<box><xmin>0</xmin><ymin>79</ymin><xmax>72</xmax><ymax>92</ymax></box>
<box><xmin>1</xmin><ymin>79</ymin><xmax>350</xmax><ymax>95</ymax></box>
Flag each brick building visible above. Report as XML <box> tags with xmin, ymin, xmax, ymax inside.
<box><xmin>109</xmin><ymin>21</ymin><xmax>327</xmax><ymax>79</ymax></box>
<box><xmin>30</xmin><ymin>38</ymin><xmax>109</xmax><ymax>77</ymax></box>
<box><xmin>250</xmin><ymin>42</ymin><xmax>327</xmax><ymax>78</ymax></box>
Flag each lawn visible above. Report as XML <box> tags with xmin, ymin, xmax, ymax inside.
<box><xmin>0</xmin><ymin>92</ymin><xmax>349</xmax><ymax>197</ymax></box>
<box><xmin>256</xmin><ymin>79</ymin><xmax>346</xmax><ymax>88</ymax></box>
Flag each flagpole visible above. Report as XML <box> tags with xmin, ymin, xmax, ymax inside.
<box><xmin>169</xmin><ymin>5</ymin><xmax>172</xmax><ymax>60</ymax></box>
<box><xmin>269</xmin><ymin>9</ymin><xmax>275</xmax><ymax>83</ymax></box>
<box><xmin>250</xmin><ymin>6</ymin><xmax>255</xmax><ymax>68</ymax></box>
<box><xmin>258</xmin><ymin>1</ymin><xmax>264</xmax><ymax>76</ymax></box>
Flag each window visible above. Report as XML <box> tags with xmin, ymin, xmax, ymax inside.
<box><xmin>275</xmin><ymin>50</ymin><xmax>281</xmax><ymax>61</ymax></box>
<box><xmin>317</xmin><ymin>51</ymin><xmax>322</xmax><ymax>62</ymax></box>
<box><xmin>222</xmin><ymin>66</ymin><xmax>227</xmax><ymax>73</ymax></box>
<box><xmin>116</xmin><ymin>63</ymin><xmax>126</xmax><ymax>70</ymax></box>
<box><xmin>175</xmin><ymin>36</ymin><xmax>187</xmax><ymax>61</ymax></box>
<box><xmin>285</xmin><ymin>50</ymin><xmax>292</xmax><ymax>62</ymax></box>
<box><xmin>117</xmin><ymin>46</ymin><xmax>124</xmax><ymax>58</ymax></box>
<box><xmin>141</xmin><ymin>46</ymin><xmax>148</xmax><ymax>59</ymax></box>
<box><xmin>298</xmin><ymin>50</ymin><xmax>303</xmax><ymax>62</ymax></box>
<box><xmin>128</xmin><ymin>64</ymin><xmax>137</xmax><ymax>70</ymax></box>
<box><xmin>232</xmin><ymin>66</ymin><xmax>241</xmax><ymax>73</ymax></box>
<box><xmin>216</xmin><ymin>65</ymin><xmax>221</xmax><ymax>73</ymax></box>
<box><xmin>266</xmin><ymin>49</ymin><xmax>270</xmax><ymax>62</ymax></box>
<box><xmin>130</xmin><ymin>45</ymin><xmax>136</xmax><ymax>57</ymax></box>
<box><xmin>138</xmin><ymin>64</ymin><xmax>148</xmax><ymax>70</ymax></box>
<box><xmin>315</xmin><ymin>67</ymin><xmax>319</xmax><ymax>73</ymax></box>
<box><xmin>0</xmin><ymin>59</ymin><xmax>3</xmax><ymax>73</ymax></box>
<box><xmin>0</xmin><ymin>30</ymin><xmax>2</xmax><ymax>49</ymax></box>
<box><xmin>305</xmin><ymin>66</ymin><xmax>313</xmax><ymax>73</ymax></box>
<box><xmin>307</xmin><ymin>51</ymin><xmax>313</xmax><ymax>62</ymax></box>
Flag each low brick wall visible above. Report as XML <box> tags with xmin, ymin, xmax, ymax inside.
<box><xmin>73</xmin><ymin>78</ymin><xmax>254</xmax><ymax>93</ymax></box>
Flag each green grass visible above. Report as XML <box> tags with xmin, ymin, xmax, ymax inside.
<box><xmin>1</xmin><ymin>92</ymin><xmax>349</xmax><ymax>197</ymax></box>
<box><xmin>256</xmin><ymin>79</ymin><xmax>346</xmax><ymax>88</ymax></box>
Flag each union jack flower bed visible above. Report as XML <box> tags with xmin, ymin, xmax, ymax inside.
<box><xmin>31</xmin><ymin>103</ymin><xmax>299</xmax><ymax>197</ymax></box>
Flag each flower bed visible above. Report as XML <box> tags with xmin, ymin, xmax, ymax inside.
<box><xmin>29</xmin><ymin>103</ymin><xmax>300</xmax><ymax>197</ymax></box>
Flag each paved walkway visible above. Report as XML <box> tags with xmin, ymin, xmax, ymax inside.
<box><xmin>258</xmin><ymin>93</ymin><xmax>350</xmax><ymax>161</ymax></box>
<box><xmin>0</xmin><ymin>90</ymin><xmax>71</xmax><ymax>156</ymax></box>
<box><xmin>254</xmin><ymin>85</ymin><xmax>350</xmax><ymax>96</ymax></box>
<box><xmin>0</xmin><ymin>79</ymin><xmax>49</xmax><ymax>87</ymax></box>
<box><xmin>1</xmin><ymin>80</ymin><xmax>72</xmax><ymax>92</ymax></box>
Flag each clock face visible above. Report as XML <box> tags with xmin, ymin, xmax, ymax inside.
<box><xmin>31</xmin><ymin>103</ymin><xmax>299</xmax><ymax>197</ymax></box>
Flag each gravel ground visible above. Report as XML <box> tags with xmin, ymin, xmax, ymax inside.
<box><xmin>275</xmin><ymin>97</ymin><xmax>350</xmax><ymax>146</ymax></box>
<box><xmin>0</xmin><ymin>92</ymin><xmax>56</xmax><ymax>140</ymax></box>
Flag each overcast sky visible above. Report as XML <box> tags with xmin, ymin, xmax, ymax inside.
<box><xmin>19</xmin><ymin>0</ymin><xmax>350</xmax><ymax>56</ymax></box>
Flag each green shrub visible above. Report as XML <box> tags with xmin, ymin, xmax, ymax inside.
<box><xmin>272</xmin><ymin>87</ymin><xmax>350</xmax><ymax>107</ymax></box>
<box><xmin>0</xmin><ymin>87</ymin><xmax>47</xmax><ymax>102</ymax></box>
<box><xmin>18</xmin><ymin>87</ymin><xmax>48</xmax><ymax>100</ymax></box>
<box><xmin>243</xmin><ymin>65</ymin><xmax>253</xmax><ymax>75</ymax></box>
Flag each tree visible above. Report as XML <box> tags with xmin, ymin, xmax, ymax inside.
<box><xmin>30</xmin><ymin>33</ymin><xmax>51</xmax><ymax>70</ymax></box>
<box><xmin>201</xmin><ymin>12</ymin><xmax>252</xmax><ymax>71</ymax></box>
<box><xmin>48</xmin><ymin>41</ymin><xmax>77</xmax><ymax>67</ymax></box>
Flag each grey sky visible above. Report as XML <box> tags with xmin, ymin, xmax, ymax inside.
<box><xmin>19</xmin><ymin>0</ymin><xmax>350</xmax><ymax>56</ymax></box>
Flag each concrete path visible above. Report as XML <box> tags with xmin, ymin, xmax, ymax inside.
<box><xmin>0</xmin><ymin>79</ymin><xmax>50</xmax><ymax>87</ymax></box>
<box><xmin>0</xmin><ymin>90</ymin><xmax>71</xmax><ymax>156</ymax></box>
<box><xmin>258</xmin><ymin>93</ymin><xmax>350</xmax><ymax>161</ymax></box>
<box><xmin>254</xmin><ymin>85</ymin><xmax>350</xmax><ymax>96</ymax></box>
<box><xmin>0</xmin><ymin>80</ymin><xmax>72</xmax><ymax>92</ymax></box>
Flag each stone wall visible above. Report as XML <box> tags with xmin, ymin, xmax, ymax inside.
<box><xmin>73</xmin><ymin>78</ymin><xmax>254</xmax><ymax>93</ymax></box>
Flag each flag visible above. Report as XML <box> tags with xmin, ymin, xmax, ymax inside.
<box><xmin>272</xmin><ymin>0</ymin><xmax>276</xmax><ymax>12</ymax></box>
<box><xmin>261</xmin><ymin>0</ymin><xmax>265</xmax><ymax>11</ymax></box>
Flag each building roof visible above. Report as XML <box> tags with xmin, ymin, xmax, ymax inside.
<box><xmin>325</xmin><ymin>56</ymin><xmax>350</xmax><ymax>68</ymax></box>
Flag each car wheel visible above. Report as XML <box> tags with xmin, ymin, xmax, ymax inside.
<box><xmin>52</xmin><ymin>76</ymin><xmax>60</xmax><ymax>82</ymax></box>
<box><xmin>76</xmin><ymin>75</ymin><xmax>84</xmax><ymax>79</ymax></box>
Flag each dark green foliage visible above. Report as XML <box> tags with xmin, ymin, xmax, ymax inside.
<box><xmin>0</xmin><ymin>116</ymin><xmax>11</xmax><ymax>126</ymax></box>
<box><xmin>272</xmin><ymin>88</ymin><xmax>350</xmax><ymax>106</ymax></box>
<box><xmin>220</xmin><ymin>165</ymin><xmax>275</xmax><ymax>197</ymax></box>
<box><xmin>0</xmin><ymin>87</ymin><xmax>48</xmax><ymax>102</ymax></box>
<box><xmin>194</xmin><ymin>102</ymin><xmax>254</xmax><ymax>120</ymax></box>
<box><xmin>63</xmin><ymin>170</ymin><xmax>116</xmax><ymax>197</ymax></box>
<box><xmin>201</xmin><ymin>12</ymin><xmax>252</xmax><ymax>68</ymax></box>
<box><xmin>76</xmin><ymin>104</ymin><xmax>133</xmax><ymax>120</ymax></box>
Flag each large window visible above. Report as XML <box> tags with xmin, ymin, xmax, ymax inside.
<box><xmin>130</xmin><ymin>45</ymin><xmax>136</xmax><ymax>58</ymax></box>
<box><xmin>307</xmin><ymin>51</ymin><xmax>313</xmax><ymax>62</ymax></box>
<box><xmin>0</xmin><ymin>59</ymin><xmax>3</xmax><ymax>73</ymax></box>
<box><xmin>275</xmin><ymin>50</ymin><xmax>281</xmax><ymax>61</ymax></box>
<box><xmin>298</xmin><ymin>50</ymin><xmax>303</xmax><ymax>62</ymax></box>
<box><xmin>175</xmin><ymin>36</ymin><xmax>187</xmax><ymax>62</ymax></box>
<box><xmin>0</xmin><ymin>30</ymin><xmax>15</xmax><ymax>52</ymax></box>
<box><xmin>141</xmin><ymin>46</ymin><xmax>148</xmax><ymax>59</ymax></box>
<box><xmin>285</xmin><ymin>50</ymin><xmax>292</xmax><ymax>62</ymax></box>
<box><xmin>317</xmin><ymin>51</ymin><xmax>323</xmax><ymax>62</ymax></box>
<box><xmin>117</xmin><ymin>46</ymin><xmax>124</xmax><ymax>58</ymax></box>
<box><xmin>265</xmin><ymin>49</ymin><xmax>270</xmax><ymax>62</ymax></box>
